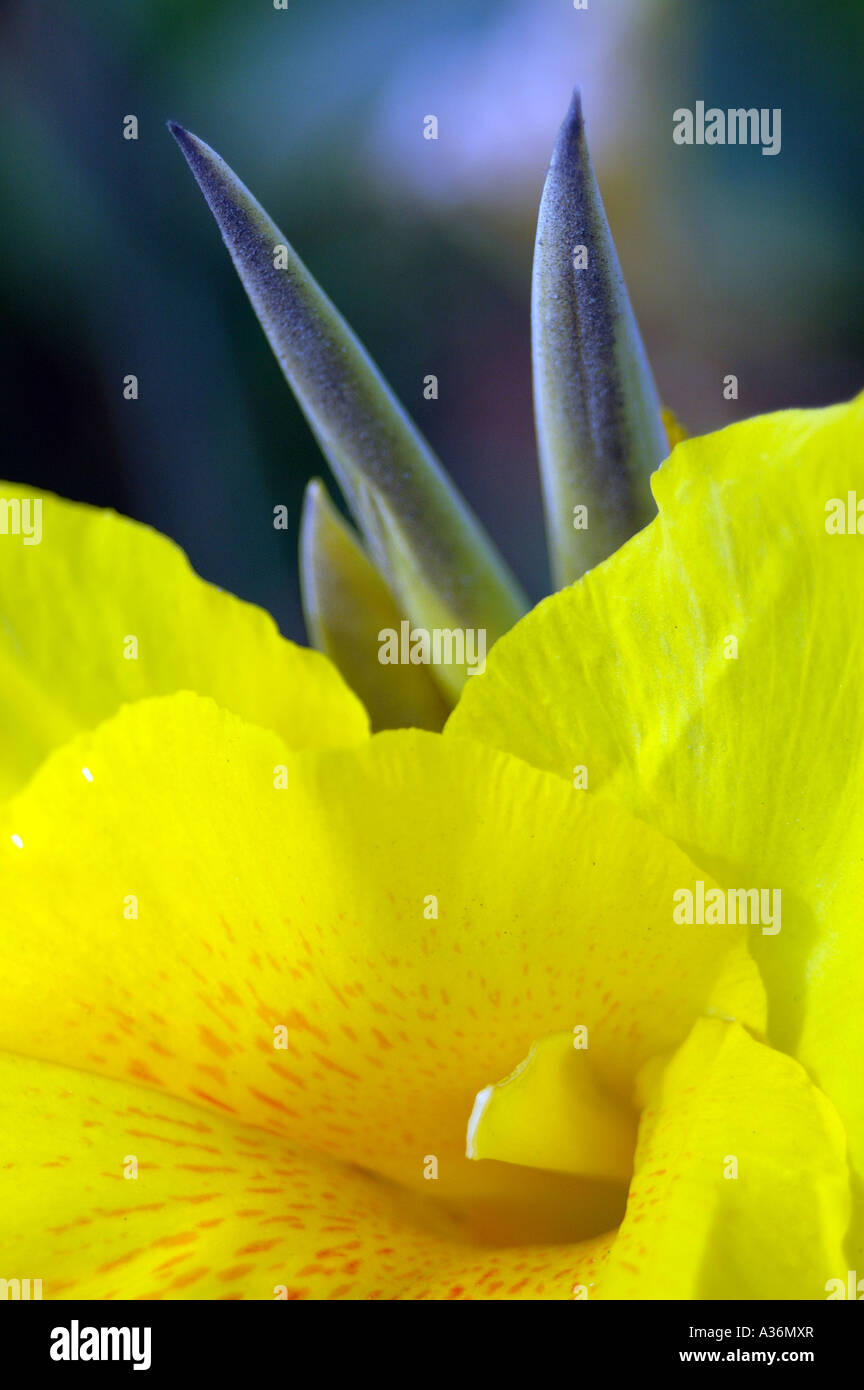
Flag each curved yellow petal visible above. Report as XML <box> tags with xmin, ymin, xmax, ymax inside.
<box><xmin>448</xmin><ymin>394</ymin><xmax>864</xmax><ymax>1227</ymax></box>
<box><xmin>603</xmin><ymin>1020</ymin><xmax>850</xmax><ymax>1300</ymax></box>
<box><xmin>467</xmin><ymin>1031</ymin><xmax>637</xmax><ymax>1183</ymax></box>
<box><xmin>0</xmin><ymin>484</ymin><xmax>368</xmax><ymax>795</ymax></box>
<box><xmin>467</xmin><ymin>1020</ymin><xmax>850</xmax><ymax>1299</ymax></box>
<box><xmin>0</xmin><ymin>692</ymin><xmax>761</xmax><ymax>1241</ymax></box>
<box><xmin>1</xmin><ymin>1051</ymin><xmax>612</xmax><ymax>1300</ymax></box>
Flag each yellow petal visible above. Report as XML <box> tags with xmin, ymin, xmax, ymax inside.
<box><xmin>467</xmin><ymin>1031</ymin><xmax>637</xmax><ymax>1183</ymax></box>
<box><xmin>448</xmin><ymin>394</ymin><xmax>864</xmax><ymax>1232</ymax></box>
<box><xmin>603</xmin><ymin>1019</ymin><xmax>850</xmax><ymax>1299</ymax></box>
<box><xmin>300</xmin><ymin>479</ymin><xmax>450</xmax><ymax>731</ymax></box>
<box><xmin>0</xmin><ymin>692</ymin><xmax>761</xmax><ymax>1241</ymax></box>
<box><xmin>0</xmin><ymin>484</ymin><xmax>368</xmax><ymax>795</ymax></box>
<box><xmin>1</xmin><ymin>1051</ymin><xmax>612</xmax><ymax>1300</ymax></box>
<box><xmin>661</xmin><ymin>406</ymin><xmax>688</xmax><ymax>449</ymax></box>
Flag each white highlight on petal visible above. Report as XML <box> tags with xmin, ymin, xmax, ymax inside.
<box><xmin>10</xmin><ymin>834</ymin><xmax>23</xmax><ymax>849</ymax></box>
<box><xmin>465</xmin><ymin>1085</ymin><xmax>494</xmax><ymax>1159</ymax></box>
<box><xmin>81</xmin><ymin>767</ymin><xmax>94</xmax><ymax>782</ymax></box>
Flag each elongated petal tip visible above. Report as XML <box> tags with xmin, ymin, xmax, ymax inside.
<box><xmin>532</xmin><ymin>91</ymin><xmax>667</xmax><ymax>587</ymax></box>
<box><xmin>170</xmin><ymin>122</ymin><xmax>527</xmax><ymax>692</ymax></box>
<box><xmin>555</xmin><ymin>87</ymin><xmax>584</xmax><ymax>153</ymax></box>
<box><xmin>169</xmin><ymin>124</ymin><xmax>231</xmax><ymax>213</ymax></box>
<box><xmin>168</xmin><ymin>122</ymin><xmax>216</xmax><ymax>171</ymax></box>
<box><xmin>167</xmin><ymin>121</ymin><xmax>209</xmax><ymax>156</ymax></box>
<box><xmin>167</xmin><ymin>121</ymin><xmax>199</xmax><ymax>160</ymax></box>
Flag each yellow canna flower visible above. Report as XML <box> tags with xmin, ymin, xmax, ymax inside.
<box><xmin>0</xmin><ymin>454</ymin><xmax>854</xmax><ymax>1299</ymax></box>
<box><xmin>1</xmin><ymin>91</ymin><xmax>859</xmax><ymax>1304</ymax></box>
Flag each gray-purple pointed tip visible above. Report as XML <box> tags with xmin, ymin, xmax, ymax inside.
<box><xmin>532</xmin><ymin>89</ymin><xmax>667</xmax><ymax>586</ymax></box>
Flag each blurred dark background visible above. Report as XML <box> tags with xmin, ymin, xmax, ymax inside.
<box><xmin>2</xmin><ymin>0</ymin><xmax>862</xmax><ymax>637</ymax></box>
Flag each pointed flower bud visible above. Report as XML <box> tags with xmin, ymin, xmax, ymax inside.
<box><xmin>170</xmin><ymin>123</ymin><xmax>527</xmax><ymax>699</ymax></box>
<box><xmin>532</xmin><ymin>91</ymin><xmax>668</xmax><ymax>588</ymax></box>
<box><xmin>300</xmin><ymin>480</ymin><xmax>449</xmax><ymax>732</ymax></box>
